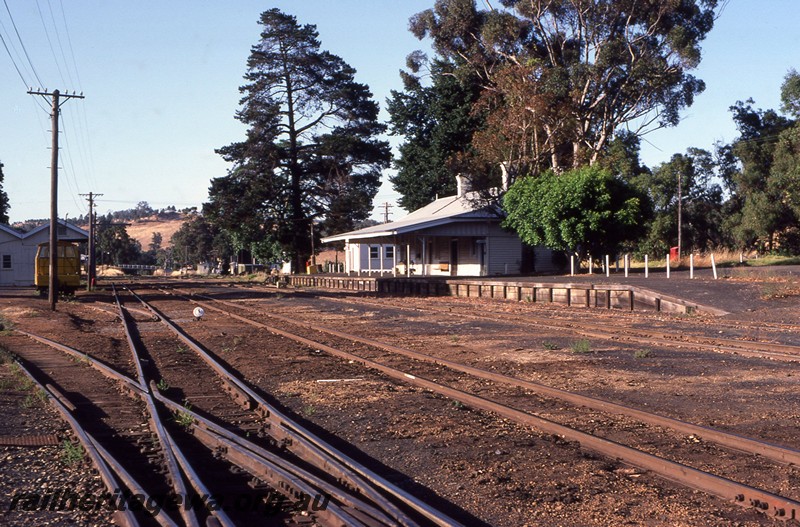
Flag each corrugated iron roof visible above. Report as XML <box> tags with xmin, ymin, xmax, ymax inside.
<box><xmin>321</xmin><ymin>192</ymin><xmax>503</xmax><ymax>243</ymax></box>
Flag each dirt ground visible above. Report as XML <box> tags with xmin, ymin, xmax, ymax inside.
<box><xmin>1</xmin><ymin>274</ymin><xmax>799</xmax><ymax>526</ymax></box>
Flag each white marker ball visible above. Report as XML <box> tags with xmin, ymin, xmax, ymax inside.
<box><xmin>193</xmin><ymin>307</ymin><xmax>205</xmax><ymax>319</ymax></box>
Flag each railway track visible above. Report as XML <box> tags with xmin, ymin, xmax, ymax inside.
<box><xmin>118</xmin><ymin>285</ymin><xmax>465</xmax><ymax>527</ymax></box>
<box><xmin>157</xmin><ymin>278</ymin><xmax>800</xmax><ymax>360</ymax></box>
<box><xmin>2</xmin><ymin>286</ymin><xmax>464</xmax><ymax>527</ymax></box>
<box><xmin>4</xmin><ymin>280</ymin><xmax>799</xmax><ymax>525</ymax></box>
<box><xmin>139</xmin><ymin>284</ymin><xmax>800</xmax><ymax>523</ymax></box>
<box><xmin>275</xmin><ymin>288</ymin><xmax>800</xmax><ymax>363</ymax></box>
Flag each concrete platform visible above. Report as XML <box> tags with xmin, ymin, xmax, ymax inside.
<box><xmin>290</xmin><ymin>266</ymin><xmax>800</xmax><ymax>317</ymax></box>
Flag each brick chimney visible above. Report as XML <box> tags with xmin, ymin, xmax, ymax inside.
<box><xmin>456</xmin><ymin>174</ymin><xmax>469</xmax><ymax>197</ymax></box>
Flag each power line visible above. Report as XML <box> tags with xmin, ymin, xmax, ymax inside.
<box><xmin>2</xmin><ymin>0</ymin><xmax>45</xmax><ymax>87</ymax></box>
<box><xmin>59</xmin><ymin>110</ymin><xmax>88</xmax><ymax>207</ymax></box>
<box><xmin>57</xmin><ymin>0</ymin><xmax>82</xmax><ymax>89</ymax></box>
<box><xmin>35</xmin><ymin>0</ymin><xmax>71</xmax><ymax>87</ymax></box>
<box><xmin>0</xmin><ymin>24</ymin><xmax>30</xmax><ymax>87</ymax></box>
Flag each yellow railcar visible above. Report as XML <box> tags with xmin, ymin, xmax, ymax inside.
<box><xmin>35</xmin><ymin>241</ymin><xmax>81</xmax><ymax>294</ymax></box>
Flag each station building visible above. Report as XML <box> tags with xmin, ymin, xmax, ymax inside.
<box><xmin>321</xmin><ymin>177</ymin><xmax>559</xmax><ymax>277</ymax></box>
<box><xmin>0</xmin><ymin>220</ymin><xmax>88</xmax><ymax>286</ymax></box>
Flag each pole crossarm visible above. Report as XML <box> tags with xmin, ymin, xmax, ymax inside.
<box><xmin>27</xmin><ymin>89</ymin><xmax>85</xmax><ymax>104</ymax></box>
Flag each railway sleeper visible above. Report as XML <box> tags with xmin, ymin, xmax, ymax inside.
<box><xmin>248</xmin><ymin>477</ymin><xmax>271</xmax><ymax>490</ymax></box>
<box><xmin>229</xmin><ymin>465</ymin><xmax>248</xmax><ymax>476</ymax></box>
<box><xmin>139</xmin><ymin>444</ymin><xmax>161</xmax><ymax>455</ymax></box>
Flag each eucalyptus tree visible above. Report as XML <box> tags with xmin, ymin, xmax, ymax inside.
<box><xmin>409</xmin><ymin>0</ymin><xmax>721</xmax><ymax>181</ymax></box>
<box><xmin>207</xmin><ymin>9</ymin><xmax>390</xmax><ymax>271</ymax></box>
<box><xmin>772</xmin><ymin>70</ymin><xmax>800</xmax><ymax>228</ymax></box>
<box><xmin>637</xmin><ymin>149</ymin><xmax>725</xmax><ymax>256</ymax></box>
<box><xmin>726</xmin><ymin>99</ymin><xmax>794</xmax><ymax>252</ymax></box>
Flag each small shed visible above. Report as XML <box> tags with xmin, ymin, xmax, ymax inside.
<box><xmin>0</xmin><ymin>220</ymin><xmax>88</xmax><ymax>286</ymax></box>
<box><xmin>322</xmin><ymin>182</ymin><xmax>558</xmax><ymax>277</ymax></box>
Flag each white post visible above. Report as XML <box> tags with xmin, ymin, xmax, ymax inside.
<box><xmin>690</xmin><ymin>253</ymin><xmax>694</xmax><ymax>279</ymax></box>
<box><xmin>624</xmin><ymin>254</ymin><xmax>629</xmax><ymax>277</ymax></box>
<box><xmin>406</xmin><ymin>244</ymin><xmax>411</xmax><ymax>277</ymax></box>
<box><xmin>588</xmin><ymin>255</ymin><xmax>593</xmax><ymax>275</ymax></box>
<box><xmin>484</xmin><ymin>236</ymin><xmax>490</xmax><ymax>277</ymax></box>
<box><xmin>421</xmin><ymin>237</ymin><xmax>427</xmax><ymax>276</ymax></box>
<box><xmin>392</xmin><ymin>242</ymin><xmax>397</xmax><ymax>277</ymax></box>
<box><xmin>739</xmin><ymin>252</ymin><xmax>743</xmax><ymax>264</ymax></box>
<box><xmin>666</xmin><ymin>253</ymin><xmax>670</xmax><ymax>279</ymax></box>
<box><xmin>380</xmin><ymin>244</ymin><xmax>385</xmax><ymax>275</ymax></box>
<box><xmin>605</xmin><ymin>255</ymin><xmax>610</xmax><ymax>277</ymax></box>
<box><xmin>570</xmin><ymin>254</ymin><xmax>575</xmax><ymax>276</ymax></box>
<box><xmin>711</xmin><ymin>253</ymin><xmax>718</xmax><ymax>280</ymax></box>
<box><xmin>644</xmin><ymin>254</ymin><xmax>649</xmax><ymax>278</ymax></box>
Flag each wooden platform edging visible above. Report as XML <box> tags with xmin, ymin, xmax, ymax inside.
<box><xmin>289</xmin><ymin>275</ymin><xmax>379</xmax><ymax>292</ymax></box>
<box><xmin>287</xmin><ymin>275</ymin><xmax>729</xmax><ymax>317</ymax></box>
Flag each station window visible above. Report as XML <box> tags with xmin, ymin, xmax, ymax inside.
<box><xmin>385</xmin><ymin>246</ymin><xmax>394</xmax><ymax>259</ymax></box>
<box><xmin>1</xmin><ymin>254</ymin><xmax>10</xmax><ymax>269</ymax></box>
<box><xmin>369</xmin><ymin>246</ymin><xmax>379</xmax><ymax>259</ymax></box>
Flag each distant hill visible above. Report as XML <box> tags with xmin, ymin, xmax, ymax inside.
<box><xmin>124</xmin><ymin>215</ymin><xmax>187</xmax><ymax>248</ymax></box>
<box><xmin>87</xmin><ymin>203</ymin><xmax>192</xmax><ymax>248</ymax></box>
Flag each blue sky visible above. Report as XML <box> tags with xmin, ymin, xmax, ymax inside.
<box><xmin>1</xmin><ymin>1</ymin><xmax>797</xmax><ymax>224</ymax></box>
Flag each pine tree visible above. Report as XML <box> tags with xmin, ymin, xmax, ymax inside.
<box><xmin>207</xmin><ymin>9</ymin><xmax>390</xmax><ymax>271</ymax></box>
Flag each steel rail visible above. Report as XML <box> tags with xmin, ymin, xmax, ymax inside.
<box><xmin>15</xmin><ymin>325</ymin><xmax>375</xmax><ymax>527</ymax></box>
<box><xmin>319</xmin><ymin>295</ymin><xmax>800</xmax><ymax>362</ymax></box>
<box><xmin>86</xmin><ymin>435</ymin><xmax>182</xmax><ymax>527</ymax></box>
<box><xmin>189</xmin><ymin>422</ymin><xmax>366</xmax><ymax>527</ymax></box>
<box><xmin>113</xmin><ymin>285</ymin><xmax>202</xmax><ymax>527</ymax></box>
<box><xmin>117</xmin><ymin>285</ymin><xmax>408</xmax><ymax>526</ymax></box>
<box><xmin>147</xmin><ymin>382</ymin><xmax>238</xmax><ymax>527</ymax></box>
<box><xmin>15</xmin><ymin>329</ymin><xmax>145</xmax><ymax>396</ymax></box>
<box><xmin>84</xmin><ymin>301</ymin><xmax>158</xmax><ymax>321</ymax></box>
<box><xmin>125</xmin><ymin>285</ymin><xmax>462</xmax><ymax>527</ymax></box>
<box><xmin>11</xmin><ymin>360</ymin><xmax>142</xmax><ymax>527</ymax></box>
<box><xmin>190</xmin><ymin>295</ymin><xmax>800</xmax><ymax>468</ymax></box>
<box><xmin>117</xmin><ymin>292</ymin><xmax>416</xmax><ymax>527</ymax></box>
<box><xmin>182</xmin><ymin>294</ymin><xmax>798</xmax><ymax>520</ymax></box>
<box><xmin>11</xmin><ymin>332</ymin><xmax>181</xmax><ymax>527</ymax></box>
<box><xmin>151</xmin><ymin>388</ymin><xmax>397</xmax><ymax>527</ymax></box>
<box><xmin>128</xmin><ymin>285</ymin><xmax>446</xmax><ymax>527</ymax></box>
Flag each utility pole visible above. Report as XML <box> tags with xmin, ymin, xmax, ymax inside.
<box><xmin>80</xmin><ymin>192</ymin><xmax>102</xmax><ymax>290</ymax></box>
<box><xmin>28</xmin><ymin>89</ymin><xmax>84</xmax><ymax>311</ymax></box>
<box><xmin>677</xmin><ymin>169</ymin><xmax>682</xmax><ymax>261</ymax></box>
<box><xmin>381</xmin><ymin>202</ymin><xmax>394</xmax><ymax>223</ymax></box>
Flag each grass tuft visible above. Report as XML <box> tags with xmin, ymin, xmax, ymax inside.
<box><xmin>61</xmin><ymin>440</ymin><xmax>85</xmax><ymax>466</ymax></box>
<box><xmin>173</xmin><ymin>401</ymin><xmax>194</xmax><ymax>429</ymax></box>
<box><xmin>572</xmin><ymin>339</ymin><xmax>591</xmax><ymax>354</ymax></box>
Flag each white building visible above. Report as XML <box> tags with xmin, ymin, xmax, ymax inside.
<box><xmin>0</xmin><ymin>221</ymin><xmax>88</xmax><ymax>286</ymax></box>
<box><xmin>322</xmin><ymin>180</ymin><xmax>559</xmax><ymax>277</ymax></box>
